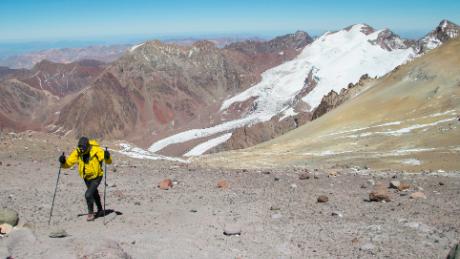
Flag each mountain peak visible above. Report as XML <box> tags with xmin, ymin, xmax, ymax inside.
<box><xmin>417</xmin><ymin>19</ymin><xmax>460</xmax><ymax>53</ymax></box>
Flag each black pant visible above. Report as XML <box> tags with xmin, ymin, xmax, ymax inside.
<box><xmin>84</xmin><ymin>176</ymin><xmax>103</xmax><ymax>214</ymax></box>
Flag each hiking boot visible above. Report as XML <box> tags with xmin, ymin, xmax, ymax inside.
<box><xmin>95</xmin><ymin>210</ymin><xmax>105</xmax><ymax>218</ymax></box>
<box><xmin>87</xmin><ymin>213</ymin><xmax>95</xmax><ymax>221</ymax></box>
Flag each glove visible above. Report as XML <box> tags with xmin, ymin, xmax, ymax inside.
<box><xmin>104</xmin><ymin>150</ymin><xmax>110</xmax><ymax>160</ymax></box>
<box><xmin>59</xmin><ymin>154</ymin><xmax>66</xmax><ymax>164</ymax></box>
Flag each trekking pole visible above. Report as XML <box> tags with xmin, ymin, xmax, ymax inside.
<box><xmin>103</xmin><ymin>147</ymin><xmax>108</xmax><ymax>225</ymax></box>
<box><xmin>49</xmin><ymin>152</ymin><xmax>64</xmax><ymax>225</ymax></box>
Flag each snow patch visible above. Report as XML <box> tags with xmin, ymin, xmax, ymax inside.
<box><xmin>401</xmin><ymin>158</ymin><xmax>421</xmax><ymax>166</ymax></box>
<box><xmin>279</xmin><ymin>107</ymin><xmax>298</xmax><ymax>121</ymax></box>
<box><xmin>184</xmin><ymin>133</ymin><xmax>232</xmax><ymax>157</ymax></box>
<box><xmin>118</xmin><ymin>143</ymin><xmax>188</xmax><ymax>163</ymax></box>
<box><xmin>130</xmin><ymin>43</ymin><xmax>145</xmax><ymax>52</ymax></box>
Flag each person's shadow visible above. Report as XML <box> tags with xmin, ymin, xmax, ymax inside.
<box><xmin>78</xmin><ymin>209</ymin><xmax>123</xmax><ymax>224</ymax></box>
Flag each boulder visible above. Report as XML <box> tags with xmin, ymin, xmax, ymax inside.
<box><xmin>49</xmin><ymin>228</ymin><xmax>68</xmax><ymax>238</ymax></box>
<box><xmin>158</xmin><ymin>179</ymin><xmax>173</xmax><ymax>190</ymax></box>
<box><xmin>369</xmin><ymin>185</ymin><xmax>391</xmax><ymax>202</ymax></box>
<box><xmin>0</xmin><ymin>223</ymin><xmax>13</xmax><ymax>235</ymax></box>
<box><xmin>397</xmin><ymin>183</ymin><xmax>410</xmax><ymax>191</ymax></box>
<box><xmin>317</xmin><ymin>195</ymin><xmax>329</xmax><ymax>203</ymax></box>
<box><xmin>217</xmin><ymin>180</ymin><xmax>229</xmax><ymax>189</ymax></box>
<box><xmin>410</xmin><ymin>192</ymin><xmax>427</xmax><ymax>199</ymax></box>
<box><xmin>389</xmin><ymin>180</ymin><xmax>400</xmax><ymax>189</ymax></box>
<box><xmin>299</xmin><ymin>173</ymin><xmax>310</xmax><ymax>180</ymax></box>
<box><xmin>0</xmin><ymin>208</ymin><xmax>19</xmax><ymax>226</ymax></box>
<box><xmin>223</xmin><ymin>224</ymin><xmax>241</xmax><ymax>236</ymax></box>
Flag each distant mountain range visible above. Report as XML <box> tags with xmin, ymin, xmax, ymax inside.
<box><xmin>0</xmin><ymin>36</ymin><xmax>264</xmax><ymax>69</ymax></box>
<box><xmin>1</xmin><ymin>20</ymin><xmax>458</xmax><ymax>159</ymax></box>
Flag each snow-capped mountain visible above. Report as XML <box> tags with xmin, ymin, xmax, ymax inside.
<box><xmin>417</xmin><ymin>19</ymin><xmax>460</xmax><ymax>52</ymax></box>
<box><xmin>145</xmin><ymin>24</ymin><xmax>419</xmax><ymax>156</ymax></box>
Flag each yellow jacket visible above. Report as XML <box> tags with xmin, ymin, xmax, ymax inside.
<box><xmin>62</xmin><ymin>140</ymin><xmax>112</xmax><ymax>180</ymax></box>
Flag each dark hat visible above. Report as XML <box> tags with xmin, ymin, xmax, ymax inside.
<box><xmin>77</xmin><ymin>136</ymin><xmax>90</xmax><ymax>153</ymax></box>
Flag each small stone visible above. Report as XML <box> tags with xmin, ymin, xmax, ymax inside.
<box><xmin>351</xmin><ymin>237</ymin><xmax>359</xmax><ymax>245</ymax></box>
<box><xmin>271</xmin><ymin>213</ymin><xmax>283</xmax><ymax>219</ymax></box>
<box><xmin>438</xmin><ymin>169</ymin><xmax>446</xmax><ymax>173</ymax></box>
<box><xmin>262</xmin><ymin>171</ymin><xmax>271</xmax><ymax>175</ymax></box>
<box><xmin>439</xmin><ymin>182</ymin><xmax>445</xmax><ymax>186</ymax></box>
<box><xmin>331</xmin><ymin>211</ymin><xmax>343</xmax><ymax>217</ymax></box>
<box><xmin>367</xmin><ymin>179</ymin><xmax>375</xmax><ymax>186</ymax></box>
<box><xmin>299</xmin><ymin>173</ymin><xmax>310</xmax><ymax>180</ymax></box>
<box><xmin>389</xmin><ymin>180</ymin><xmax>401</xmax><ymax>189</ymax></box>
<box><xmin>317</xmin><ymin>195</ymin><xmax>329</xmax><ymax>203</ymax></box>
<box><xmin>0</xmin><ymin>223</ymin><xmax>13</xmax><ymax>234</ymax></box>
<box><xmin>360</xmin><ymin>242</ymin><xmax>375</xmax><ymax>251</ymax></box>
<box><xmin>328</xmin><ymin>171</ymin><xmax>337</xmax><ymax>177</ymax></box>
<box><xmin>134</xmin><ymin>201</ymin><xmax>141</xmax><ymax>206</ymax></box>
<box><xmin>190</xmin><ymin>209</ymin><xmax>198</xmax><ymax>213</ymax></box>
<box><xmin>223</xmin><ymin>224</ymin><xmax>241</xmax><ymax>236</ymax></box>
<box><xmin>290</xmin><ymin>184</ymin><xmax>297</xmax><ymax>189</ymax></box>
<box><xmin>217</xmin><ymin>180</ymin><xmax>229</xmax><ymax>189</ymax></box>
<box><xmin>270</xmin><ymin>206</ymin><xmax>281</xmax><ymax>211</ymax></box>
<box><xmin>410</xmin><ymin>192</ymin><xmax>427</xmax><ymax>199</ymax></box>
<box><xmin>0</xmin><ymin>208</ymin><xmax>19</xmax><ymax>226</ymax></box>
<box><xmin>6</xmin><ymin>163</ymin><xmax>11</xmax><ymax>167</ymax></box>
<box><xmin>274</xmin><ymin>177</ymin><xmax>280</xmax><ymax>181</ymax></box>
<box><xmin>158</xmin><ymin>179</ymin><xmax>173</xmax><ymax>190</ymax></box>
<box><xmin>397</xmin><ymin>183</ymin><xmax>410</xmax><ymax>191</ymax></box>
<box><xmin>49</xmin><ymin>228</ymin><xmax>68</xmax><ymax>238</ymax></box>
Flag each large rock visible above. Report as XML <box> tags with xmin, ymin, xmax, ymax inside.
<box><xmin>317</xmin><ymin>195</ymin><xmax>329</xmax><ymax>203</ymax></box>
<box><xmin>389</xmin><ymin>180</ymin><xmax>400</xmax><ymax>189</ymax></box>
<box><xmin>369</xmin><ymin>184</ymin><xmax>391</xmax><ymax>202</ymax></box>
<box><xmin>217</xmin><ymin>180</ymin><xmax>229</xmax><ymax>189</ymax></box>
<box><xmin>158</xmin><ymin>179</ymin><xmax>173</xmax><ymax>190</ymax></box>
<box><xmin>0</xmin><ymin>223</ymin><xmax>13</xmax><ymax>234</ymax></box>
<box><xmin>410</xmin><ymin>192</ymin><xmax>427</xmax><ymax>199</ymax></box>
<box><xmin>223</xmin><ymin>224</ymin><xmax>241</xmax><ymax>236</ymax></box>
<box><xmin>0</xmin><ymin>208</ymin><xmax>19</xmax><ymax>226</ymax></box>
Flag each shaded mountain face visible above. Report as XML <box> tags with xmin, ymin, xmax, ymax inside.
<box><xmin>56</xmin><ymin>33</ymin><xmax>313</xmax><ymax>145</ymax></box>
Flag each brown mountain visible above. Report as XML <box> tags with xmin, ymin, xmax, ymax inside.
<box><xmin>56</xmin><ymin>32</ymin><xmax>313</xmax><ymax>148</ymax></box>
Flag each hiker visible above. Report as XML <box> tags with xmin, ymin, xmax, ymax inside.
<box><xmin>58</xmin><ymin>137</ymin><xmax>112</xmax><ymax>221</ymax></box>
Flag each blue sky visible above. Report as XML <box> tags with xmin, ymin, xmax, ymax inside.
<box><xmin>1</xmin><ymin>0</ymin><xmax>459</xmax><ymax>42</ymax></box>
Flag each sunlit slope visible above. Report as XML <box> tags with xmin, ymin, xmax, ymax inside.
<box><xmin>203</xmin><ymin>38</ymin><xmax>460</xmax><ymax>171</ymax></box>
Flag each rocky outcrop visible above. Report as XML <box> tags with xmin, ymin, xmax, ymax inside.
<box><xmin>211</xmin><ymin>112</ymin><xmax>311</xmax><ymax>152</ymax></box>
<box><xmin>312</xmin><ymin>74</ymin><xmax>371</xmax><ymax>120</ymax></box>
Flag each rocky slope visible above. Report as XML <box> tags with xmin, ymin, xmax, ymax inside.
<box><xmin>0</xmin><ymin>60</ymin><xmax>106</xmax><ymax>132</ymax></box>
<box><xmin>0</xmin><ymin>134</ymin><xmax>459</xmax><ymax>258</ymax></box>
<box><xmin>56</xmin><ymin>33</ymin><xmax>313</xmax><ymax>148</ymax></box>
<box><xmin>202</xmin><ymin>37</ymin><xmax>460</xmax><ymax>171</ymax></box>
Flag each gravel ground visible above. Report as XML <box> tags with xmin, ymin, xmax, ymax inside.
<box><xmin>0</xmin><ymin>133</ymin><xmax>459</xmax><ymax>258</ymax></box>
